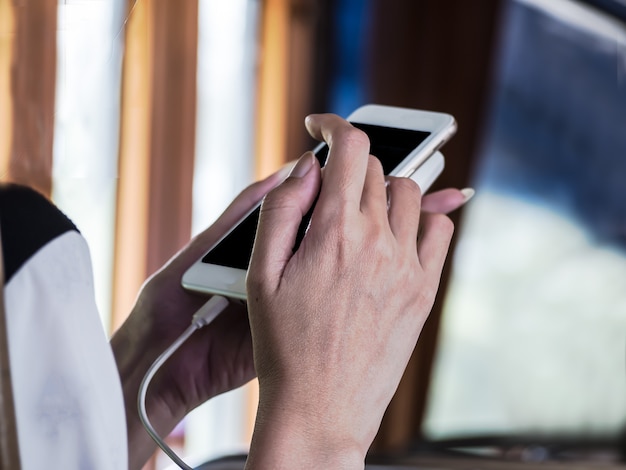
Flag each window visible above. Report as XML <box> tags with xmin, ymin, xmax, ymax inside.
<box><xmin>53</xmin><ymin>0</ymin><xmax>124</xmax><ymax>330</ymax></box>
<box><xmin>424</xmin><ymin>0</ymin><xmax>626</xmax><ymax>455</ymax></box>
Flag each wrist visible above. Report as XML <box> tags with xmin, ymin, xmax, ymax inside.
<box><xmin>245</xmin><ymin>388</ymin><xmax>368</xmax><ymax>470</ymax></box>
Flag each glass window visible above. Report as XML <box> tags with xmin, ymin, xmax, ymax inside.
<box><xmin>52</xmin><ymin>0</ymin><xmax>125</xmax><ymax>330</ymax></box>
<box><xmin>425</xmin><ymin>0</ymin><xmax>626</xmax><ymax>444</ymax></box>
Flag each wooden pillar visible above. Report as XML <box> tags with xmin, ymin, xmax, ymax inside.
<box><xmin>0</xmin><ymin>0</ymin><xmax>14</xmax><ymax>177</ymax></box>
<box><xmin>284</xmin><ymin>0</ymin><xmax>323</xmax><ymax>159</ymax></box>
<box><xmin>255</xmin><ymin>0</ymin><xmax>290</xmax><ymax>179</ymax></box>
<box><xmin>146</xmin><ymin>0</ymin><xmax>198</xmax><ymax>277</ymax></box>
<box><xmin>112</xmin><ymin>0</ymin><xmax>153</xmax><ymax>331</ymax></box>
<box><xmin>112</xmin><ymin>0</ymin><xmax>198</xmax><ymax>329</ymax></box>
<box><xmin>255</xmin><ymin>0</ymin><xmax>333</xmax><ymax>179</ymax></box>
<box><xmin>365</xmin><ymin>0</ymin><xmax>504</xmax><ymax>452</ymax></box>
<box><xmin>3</xmin><ymin>0</ymin><xmax>57</xmax><ymax>198</ymax></box>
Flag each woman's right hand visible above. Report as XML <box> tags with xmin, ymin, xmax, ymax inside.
<box><xmin>245</xmin><ymin>113</ymin><xmax>457</xmax><ymax>469</ymax></box>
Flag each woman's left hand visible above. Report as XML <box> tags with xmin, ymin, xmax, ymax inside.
<box><xmin>111</xmin><ymin>168</ymin><xmax>288</xmax><ymax>470</ymax></box>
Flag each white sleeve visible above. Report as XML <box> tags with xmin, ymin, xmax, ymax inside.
<box><xmin>4</xmin><ymin>231</ymin><xmax>128</xmax><ymax>469</ymax></box>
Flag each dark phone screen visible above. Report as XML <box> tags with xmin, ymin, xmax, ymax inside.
<box><xmin>202</xmin><ymin>123</ymin><xmax>430</xmax><ymax>270</ymax></box>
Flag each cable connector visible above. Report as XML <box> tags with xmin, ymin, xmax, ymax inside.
<box><xmin>192</xmin><ymin>294</ymin><xmax>229</xmax><ymax>328</ymax></box>
<box><xmin>138</xmin><ymin>295</ymin><xmax>230</xmax><ymax>470</ymax></box>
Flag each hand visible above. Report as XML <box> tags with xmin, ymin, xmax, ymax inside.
<box><xmin>245</xmin><ymin>114</ymin><xmax>457</xmax><ymax>469</ymax></box>
<box><xmin>110</xmin><ymin>168</ymin><xmax>288</xmax><ymax>470</ymax></box>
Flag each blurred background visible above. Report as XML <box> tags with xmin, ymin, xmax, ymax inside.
<box><xmin>1</xmin><ymin>0</ymin><xmax>625</xmax><ymax>468</ymax></box>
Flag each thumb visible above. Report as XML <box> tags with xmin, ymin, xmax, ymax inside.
<box><xmin>248</xmin><ymin>152</ymin><xmax>321</xmax><ymax>292</ymax></box>
<box><xmin>159</xmin><ymin>165</ymin><xmax>293</xmax><ymax>275</ymax></box>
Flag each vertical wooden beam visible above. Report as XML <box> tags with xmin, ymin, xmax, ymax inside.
<box><xmin>112</xmin><ymin>0</ymin><xmax>198</xmax><ymax>331</ymax></box>
<box><xmin>308</xmin><ymin>0</ymin><xmax>335</xmax><ymax>116</ymax></box>
<box><xmin>146</xmin><ymin>0</ymin><xmax>198</xmax><ymax>277</ymax></box>
<box><xmin>6</xmin><ymin>0</ymin><xmax>57</xmax><ymax>197</ymax></box>
<box><xmin>365</xmin><ymin>0</ymin><xmax>504</xmax><ymax>452</ymax></box>
<box><xmin>284</xmin><ymin>0</ymin><xmax>320</xmax><ymax>158</ymax></box>
<box><xmin>112</xmin><ymin>0</ymin><xmax>153</xmax><ymax>331</ymax></box>
<box><xmin>0</xmin><ymin>0</ymin><xmax>14</xmax><ymax>179</ymax></box>
<box><xmin>255</xmin><ymin>0</ymin><xmax>332</xmax><ymax>175</ymax></box>
<box><xmin>255</xmin><ymin>0</ymin><xmax>289</xmax><ymax>179</ymax></box>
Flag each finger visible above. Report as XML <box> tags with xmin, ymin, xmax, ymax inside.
<box><xmin>168</xmin><ymin>166</ymin><xmax>292</xmax><ymax>271</ymax></box>
<box><xmin>422</xmin><ymin>188</ymin><xmax>474</xmax><ymax>214</ymax></box>
<box><xmin>305</xmin><ymin>114</ymin><xmax>370</xmax><ymax>210</ymax></box>
<box><xmin>208</xmin><ymin>166</ymin><xmax>294</xmax><ymax>237</ymax></box>
<box><xmin>387</xmin><ymin>176</ymin><xmax>422</xmax><ymax>245</ymax></box>
<box><xmin>248</xmin><ymin>153</ymin><xmax>322</xmax><ymax>290</ymax></box>
<box><xmin>416</xmin><ymin>212</ymin><xmax>454</xmax><ymax>272</ymax></box>
<box><xmin>360</xmin><ymin>155</ymin><xmax>387</xmax><ymax>215</ymax></box>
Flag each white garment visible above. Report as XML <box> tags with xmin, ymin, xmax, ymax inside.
<box><xmin>4</xmin><ymin>231</ymin><xmax>127</xmax><ymax>469</ymax></box>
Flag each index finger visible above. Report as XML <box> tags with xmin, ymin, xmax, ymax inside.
<box><xmin>305</xmin><ymin>114</ymin><xmax>371</xmax><ymax>209</ymax></box>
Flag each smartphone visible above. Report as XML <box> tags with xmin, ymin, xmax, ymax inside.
<box><xmin>182</xmin><ymin>104</ymin><xmax>456</xmax><ymax>300</ymax></box>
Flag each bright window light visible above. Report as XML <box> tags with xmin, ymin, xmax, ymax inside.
<box><xmin>52</xmin><ymin>0</ymin><xmax>124</xmax><ymax>332</ymax></box>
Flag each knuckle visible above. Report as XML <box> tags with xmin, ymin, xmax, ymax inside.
<box><xmin>358</xmin><ymin>225</ymin><xmax>395</xmax><ymax>266</ymax></box>
<box><xmin>415</xmin><ymin>282</ymin><xmax>437</xmax><ymax>309</ymax></box>
<box><xmin>324</xmin><ymin>218</ymin><xmax>361</xmax><ymax>259</ymax></box>
<box><xmin>393</xmin><ymin>176</ymin><xmax>422</xmax><ymax>198</ymax></box>
<box><xmin>246</xmin><ymin>274</ymin><xmax>264</xmax><ymax>295</ymax></box>
<box><xmin>245</xmin><ymin>178</ymin><xmax>269</xmax><ymax>195</ymax></box>
<box><xmin>372</xmin><ymin>235</ymin><xmax>395</xmax><ymax>262</ymax></box>
<box><xmin>431</xmin><ymin>213</ymin><xmax>455</xmax><ymax>234</ymax></box>
<box><xmin>337</xmin><ymin>126</ymin><xmax>370</xmax><ymax>149</ymax></box>
<box><xmin>367</xmin><ymin>154</ymin><xmax>384</xmax><ymax>175</ymax></box>
<box><xmin>330</xmin><ymin>216</ymin><xmax>357</xmax><ymax>244</ymax></box>
<box><xmin>245</xmin><ymin>270</ymin><xmax>261</xmax><ymax>291</ymax></box>
<box><xmin>246</xmin><ymin>267</ymin><xmax>271</xmax><ymax>299</ymax></box>
<box><xmin>261</xmin><ymin>185</ymin><xmax>294</xmax><ymax>213</ymax></box>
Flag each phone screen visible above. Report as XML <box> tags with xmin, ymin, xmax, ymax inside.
<box><xmin>202</xmin><ymin>123</ymin><xmax>430</xmax><ymax>270</ymax></box>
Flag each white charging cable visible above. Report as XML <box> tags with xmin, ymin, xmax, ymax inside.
<box><xmin>138</xmin><ymin>295</ymin><xmax>230</xmax><ymax>470</ymax></box>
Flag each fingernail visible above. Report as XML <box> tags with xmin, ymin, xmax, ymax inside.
<box><xmin>289</xmin><ymin>152</ymin><xmax>314</xmax><ymax>178</ymax></box>
<box><xmin>461</xmin><ymin>188</ymin><xmax>475</xmax><ymax>203</ymax></box>
<box><xmin>275</xmin><ymin>161</ymin><xmax>297</xmax><ymax>181</ymax></box>
<box><xmin>304</xmin><ymin>115</ymin><xmax>315</xmax><ymax>131</ymax></box>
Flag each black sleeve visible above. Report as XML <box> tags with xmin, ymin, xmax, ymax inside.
<box><xmin>0</xmin><ymin>183</ymin><xmax>78</xmax><ymax>285</ymax></box>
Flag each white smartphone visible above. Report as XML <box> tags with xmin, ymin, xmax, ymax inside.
<box><xmin>182</xmin><ymin>104</ymin><xmax>456</xmax><ymax>300</ymax></box>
